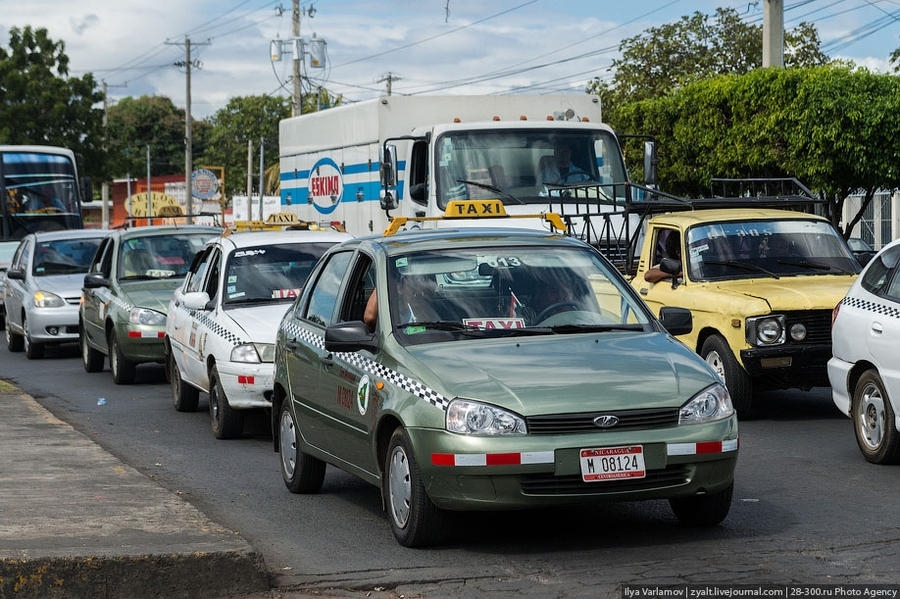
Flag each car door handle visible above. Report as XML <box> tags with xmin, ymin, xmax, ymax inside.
<box><xmin>285</xmin><ymin>338</ymin><xmax>300</xmax><ymax>351</ymax></box>
<box><xmin>872</xmin><ymin>322</ymin><xmax>884</xmax><ymax>335</ymax></box>
<box><xmin>320</xmin><ymin>353</ymin><xmax>334</xmax><ymax>366</ymax></box>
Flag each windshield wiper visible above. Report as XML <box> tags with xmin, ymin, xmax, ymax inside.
<box><xmin>397</xmin><ymin>320</ymin><xmax>485</xmax><ymax>335</ymax></box>
<box><xmin>548</xmin><ymin>323</ymin><xmax>643</xmax><ymax>334</ymax></box>
<box><xmin>776</xmin><ymin>258</ymin><xmax>854</xmax><ymax>274</ymax></box>
<box><xmin>703</xmin><ymin>259</ymin><xmax>780</xmax><ymax>279</ymax></box>
<box><xmin>456</xmin><ymin>179</ymin><xmax>525</xmax><ymax>205</ymax></box>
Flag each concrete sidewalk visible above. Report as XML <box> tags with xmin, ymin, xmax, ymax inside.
<box><xmin>0</xmin><ymin>381</ymin><xmax>270</xmax><ymax>599</ymax></box>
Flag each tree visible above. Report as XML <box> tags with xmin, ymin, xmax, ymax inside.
<box><xmin>615</xmin><ymin>66</ymin><xmax>900</xmax><ymax>237</ymax></box>
<box><xmin>587</xmin><ymin>8</ymin><xmax>829</xmax><ymax>123</ymax></box>
<box><xmin>0</xmin><ymin>26</ymin><xmax>106</xmax><ymax>184</ymax></box>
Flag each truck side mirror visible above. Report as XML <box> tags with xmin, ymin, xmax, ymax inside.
<box><xmin>643</xmin><ymin>141</ymin><xmax>657</xmax><ymax>187</ymax></box>
<box><xmin>380</xmin><ymin>144</ymin><xmax>398</xmax><ymax>188</ymax></box>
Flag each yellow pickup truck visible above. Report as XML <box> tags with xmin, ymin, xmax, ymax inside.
<box><xmin>630</xmin><ymin>207</ymin><xmax>859</xmax><ymax>417</ymax></box>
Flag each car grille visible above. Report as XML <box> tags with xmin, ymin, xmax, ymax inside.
<box><xmin>784</xmin><ymin>310</ymin><xmax>832</xmax><ymax>344</ymax></box>
<box><xmin>520</xmin><ymin>465</ymin><xmax>690</xmax><ymax>495</ymax></box>
<box><xmin>526</xmin><ymin>407</ymin><xmax>679</xmax><ymax>434</ymax></box>
<box><xmin>65</xmin><ymin>296</ymin><xmax>81</xmax><ymax>306</ymax></box>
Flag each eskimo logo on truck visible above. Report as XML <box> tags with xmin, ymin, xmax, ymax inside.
<box><xmin>308</xmin><ymin>157</ymin><xmax>344</xmax><ymax>215</ymax></box>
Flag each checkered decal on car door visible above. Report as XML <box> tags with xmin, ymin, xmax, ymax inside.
<box><xmin>281</xmin><ymin>321</ymin><xmax>452</xmax><ymax>411</ymax></box>
<box><xmin>843</xmin><ymin>295</ymin><xmax>900</xmax><ymax>319</ymax></box>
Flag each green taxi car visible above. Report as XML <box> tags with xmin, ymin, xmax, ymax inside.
<box><xmin>273</xmin><ymin>226</ymin><xmax>738</xmax><ymax>547</ymax></box>
<box><xmin>80</xmin><ymin>225</ymin><xmax>221</xmax><ymax>384</ymax></box>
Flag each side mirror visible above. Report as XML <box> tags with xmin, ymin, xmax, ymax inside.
<box><xmin>182</xmin><ymin>291</ymin><xmax>212</xmax><ymax>310</ymax></box>
<box><xmin>6</xmin><ymin>268</ymin><xmax>25</xmax><ymax>281</ymax></box>
<box><xmin>324</xmin><ymin>320</ymin><xmax>379</xmax><ymax>353</ymax></box>
<box><xmin>81</xmin><ymin>176</ymin><xmax>93</xmax><ymax>204</ymax></box>
<box><xmin>659</xmin><ymin>306</ymin><xmax>692</xmax><ymax>336</ymax></box>
<box><xmin>83</xmin><ymin>272</ymin><xmax>110</xmax><ymax>289</ymax></box>
<box><xmin>380</xmin><ymin>144</ymin><xmax>398</xmax><ymax>188</ymax></box>
<box><xmin>643</xmin><ymin>141</ymin><xmax>657</xmax><ymax>187</ymax></box>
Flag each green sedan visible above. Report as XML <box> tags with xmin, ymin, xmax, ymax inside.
<box><xmin>273</xmin><ymin>226</ymin><xmax>738</xmax><ymax>547</ymax></box>
<box><xmin>80</xmin><ymin>225</ymin><xmax>221</xmax><ymax>384</ymax></box>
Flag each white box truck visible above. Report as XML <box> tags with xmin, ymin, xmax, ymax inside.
<box><xmin>278</xmin><ymin>94</ymin><xmax>654</xmax><ymax>240</ymax></box>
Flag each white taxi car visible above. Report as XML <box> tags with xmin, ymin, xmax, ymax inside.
<box><xmin>829</xmin><ymin>238</ymin><xmax>900</xmax><ymax>464</ymax></box>
<box><xmin>166</xmin><ymin>229</ymin><xmax>350</xmax><ymax>439</ymax></box>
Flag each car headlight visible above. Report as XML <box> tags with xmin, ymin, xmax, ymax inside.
<box><xmin>446</xmin><ymin>398</ymin><xmax>526</xmax><ymax>435</ymax></box>
<box><xmin>33</xmin><ymin>290</ymin><xmax>66</xmax><ymax>308</ymax></box>
<box><xmin>745</xmin><ymin>314</ymin><xmax>785</xmax><ymax>346</ymax></box>
<box><xmin>128</xmin><ymin>307</ymin><xmax>166</xmax><ymax>326</ymax></box>
<box><xmin>231</xmin><ymin>343</ymin><xmax>275</xmax><ymax>363</ymax></box>
<box><xmin>679</xmin><ymin>383</ymin><xmax>734</xmax><ymax>424</ymax></box>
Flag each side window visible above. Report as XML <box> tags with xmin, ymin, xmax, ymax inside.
<box><xmin>340</xmin><ymin>255</ymin><xmax>376</xmax><ymax>323</ymax></box>
<box><xmin>862</xmin><ymin>245</ymin><xmax>900</xmax><ymax>296</ymax></box>
<box><xmin>184</xmin><ymin>246</ymin><xmax>214</xmax><ymax>294</ymax></box>
<box><xmin>408</xmin><ymin>140</ymin><xmax>428</xmax><ymax>206</ymax></box>
<box><xmin>89</xmin><ymin>238</ymin><xmax>112</xmax><ymax>276</ymax></box>
<box><xmin>10</xmin><ymin>240</ymin><xmax>27</xmax><ymax>271</ymax></box>
<box><xmin>203</xmin><ymin>249</ymin><xmax>221</xmax><ymax>301</ymax></box>
<box><xmin>303</xmin><ymin>251</ymin><xmax>354</xmax><ymax>328</ymax></box>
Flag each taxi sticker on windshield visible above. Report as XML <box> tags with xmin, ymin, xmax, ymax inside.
<box><xmin>463</xmin><ymin>317</ymin><xmax>525</xmax><ymax>330</ymax></box>
<box><xmin>272</xmin><ymin>288</ymin><xmax>302</xmax><ymax>299</ymax></box>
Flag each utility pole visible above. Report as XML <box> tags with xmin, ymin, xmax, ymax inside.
<box><xmin>168</xmin><ymin>36</ymin><xmax>210</xmax><ymax>223</ymax></box>
<box><xmin>378</xmin><ymin>72</ymin><xmax>401</xmax><ymax>96</ymax></box>
<box><xmin>762</xmin><ymin>0</ymin><xmax>784</xmax><ymax>68</ymax></box>
<box><xmin>293</xmin><ymin>0</ymin><xmax>302</xmax><ymax>116</ymax></box>
<box><xmin>101</xmin><ymin>80</ymin><xmax>127</xmax><ymax>229</ymax></box>
<box><xmin>270</xmin><ymin>3</ymin><xmax>325</xmax><ymax>116</ymax></box>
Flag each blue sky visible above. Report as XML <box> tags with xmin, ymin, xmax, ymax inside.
<box><xmin>2</xmin><ymin>0</ymin><xmax>898</xmax><ymax>119</ymax></box>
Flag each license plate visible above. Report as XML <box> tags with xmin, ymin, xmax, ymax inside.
<box><xmin>580</xmin><ymin>445</ymin><xmax>646</xmax><ymax>482</ymax></box>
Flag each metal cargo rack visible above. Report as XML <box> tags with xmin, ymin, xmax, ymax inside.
<box><xmin>544</xmin><ymin>177</ymin><xmax>822</xmax><ymax>275</ymax></box>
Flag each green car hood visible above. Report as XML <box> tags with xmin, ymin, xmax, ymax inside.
<box><xmin>400</xmin><ymin>331</ymin><xmax>718</xmax><ymax>414</ymax></box>
<box><xmin>117</xmin><ymin>279</ymin><xmax>183</xmax><ymax>313</ymax></box>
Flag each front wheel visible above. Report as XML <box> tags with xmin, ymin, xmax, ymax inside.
<box><xmin>109</xmin><ymin>330</ymin><xmax>136</xmax><ymax>384</ymax></box>
<box><xmin>279</xmin><ymin>399</ymin><xmax>325</xmax><ymax>493</ymax></box>
<box><xmin>669</xmin><ymin>482</ymin><xmax>733</xmax><ymax>526</ymax></box>
<box><xmin>23</xmin><ymin>314</ymin><xmax>44</xmax><ymax>359</ymax></box>
<box><xmin>383</xmin><ymin>428</ymin><xmax>444</xmax><ymax>547</ymax></box>
<box><xmin>6</xmin><ymin>314</ymin><xmax>23</xmax><ymax>352</ymax></box>
<box><xmin>701</xmin><ymin>334</ymin><xmax>753</xmax><ymax>418</ymax></box>
<box><xmin>852</xmin><ymin>369</ymin><xmax>900</xmax><ymax>464</ymax></box>
<box><xmin>209</xmin><ymin>366</ymin><xmax>243</xmax><ymax>439</ymax></box>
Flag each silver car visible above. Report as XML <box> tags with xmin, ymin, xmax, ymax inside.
<box><xmin>4</xmin><ymin>229</ymin><xmax>108</xmax><ymax>359</ymax></box>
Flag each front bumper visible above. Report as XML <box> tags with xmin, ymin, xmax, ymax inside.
<box><xmin>827</xmin><ymin>356</ymin><xmax>853</xmax><ymax>417</ymax></box>
<box><xmin>409</xmin><ymin>419</ymin><xmax>738</xmax><ymax>511</ymax></box>
<box><xmin>215</xmin><ymin>361</ymin><xmax>274</xmax><ymax>409</ymax></box>
<box><xmin>25</xmin><ymin>305</ymin><xmax>82</xmax><ymax>344</ymax></box>
<box><xmin>740</xmin><ymin>343</ymin><xmax>831</xmax><ymax>389</ymax></box>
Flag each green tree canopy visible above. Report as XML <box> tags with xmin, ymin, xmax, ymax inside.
<box><xmin>0</xmin><ymin>26</ymin><xmax>105</xmax><ymax>182</ymax></box>
<box><xmin>615</xmin><ymin>66</ymin><xmax>900</xmax><ymax>236</ymax></box>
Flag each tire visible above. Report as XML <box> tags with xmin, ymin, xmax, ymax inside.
<box><xmin>81</xmin><ymin>326</ymin><xmax>104</xmax><ymax>373</ymax></box>
<box><xmin>669</xmin><ymin>482</ymin><xmax>733</xmax><ymax>526</ymax></box>
<box><xmin>169</xmin><ymin>351</ymin><xmax>200</xmax><ymax>412</ymax></box>
<box><xmin>851</xmin><ymin>369</ymin><xmax>900</xmax><ymax>464</ymax></box>
<box><xmin>5</xmin><ymin>314</ymin><xmax>23</xmax><ymax>352</ymax></box>
<box><xmin>23</xmin><ymin>314</ymin><xmax>44</xmax><ymax>360</ymax></box>
<box><xmin>701</xmin><ymin>334</ymin><xmax>753</xmax><ymax>418</ymax></box>
<box><xmin>109</xmin><ymin>330</ymin><xmax>136</xmax><ymax>385</ymax></box>
<box><xmin>279</xmin><ymin>399</ymin><xmax>325</xmax><ymax>493</ymax></box>
<box><xmin>383</xmin><ymin>427</ymin><xmax>444</xmax><ymax>547</ymax></box>
<box><xmin>209</xmin><ymin>365</ymin><xmax>243</xmax><ymax>439</ymax></box>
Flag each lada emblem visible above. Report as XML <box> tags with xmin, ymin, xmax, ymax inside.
<box><xmin>593</xmin><ymin>415</ymin><xmax>620</xmax><ymax>428</ymax></box>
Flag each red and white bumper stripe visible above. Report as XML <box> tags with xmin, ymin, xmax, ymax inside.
<box><xmin>431</xmin><ymin>439</ymin><xmax>738</xmax><ymax>467</ymax></box>
<box><xmin>127</xmin><ymin>331</ymin><xmax>165</xmax><ymax>338</ymax></box>
<box><xmin>432</xmin><ymin>451</ymin><xmax>554</xmax><ymax>467</ymax></box>
<box><xmin>667</xmin><ymin>439</ymin><xmax>739</xmax><ymax>456</ymax></box>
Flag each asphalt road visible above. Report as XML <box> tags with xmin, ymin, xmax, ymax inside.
<box><xmin>3</xmin><ymin>342</ymin><xmax>900</xmax><ymax>597</ymax></box>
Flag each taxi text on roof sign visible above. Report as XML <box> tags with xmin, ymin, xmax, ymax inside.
<box><xmin>444</xmin><ymin>199</ymin><xmax>507</xmax><ymax>218</ymax></box>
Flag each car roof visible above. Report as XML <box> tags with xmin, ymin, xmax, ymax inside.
<box><xmin>212</xmin><ymin>229</ymin><xmax>352</xmax><ymax>250</ymax></box>
<box><xmin>650</xmin><ymin>208</ymin><xmax>830</xmax><ymax>227</ymax></box>
<box><xmin>344</xmin><ymin>226</ymin><xmax>588</xmax><ymax>256</ymax></box>
<box><xmin>25</xmin><ymin>229</ymin><xmax>110</xmax><ymax>242</ymax></box>
<box><xmin>109</xmin><ymin>225</ymin><xmax>222</xmax><ymax>241</ymax></box>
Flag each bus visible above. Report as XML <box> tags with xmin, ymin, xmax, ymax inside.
<box><xmin>0</xmin><ymin>145</ymin><xmax>91</xmax><ymax>249</ymax></box>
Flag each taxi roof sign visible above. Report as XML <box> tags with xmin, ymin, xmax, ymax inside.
<box><xmin>384</xmin><ymin>199</ymin><xmax>566</xmax><ymax>236</ymax></box>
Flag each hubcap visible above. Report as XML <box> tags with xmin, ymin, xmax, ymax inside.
<box><xmin>705</xmin><ymin>350</ymin><xmax>725</xmax><ymax>380</ymax></box>
<box><xmin>856</xmin><ymin>382</ymin><xmax>885</xmax><ymax>451</ymax></box>
<box><xmin>279</xmin><ymin>410</ymin><xmax>297</xmax><ymax>477</ymax></box>
<box><xmin>388</xmin><ymin>445</ymin><xmax>412</xmax><ymax>528</ymax></box>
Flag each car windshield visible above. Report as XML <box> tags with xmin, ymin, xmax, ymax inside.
<box><xmin>118</xmin><ymin>233</ymin><xmax>213</xmax><ymax>280</ymax></box>
<box><xmin>386</xmin><ymin>244</ymin><xmax>652</xmax><ymax>344</ymax></box>
<box><xmin>223</xmin><ymin>242</ymin><xmax>334</xmax><ymax>306</ymax></box>
<box><xmin>685</xmin><ymin>219</ymin><xmax>860</xmax><ymax>281</ymax></box>
<box><xmin>33</xmin><ymin>237</ymin><xmax>103</xmax><ymax>276</ymax></box>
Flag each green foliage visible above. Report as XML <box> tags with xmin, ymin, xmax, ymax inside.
<box><xmin>107</xmin><ymin>95</ymin><xmax>194</xmax><ymax>178</ymax></box>
<box><xmin>0</xmin><ymin>26</ymin><xmax>105</xmax><ymax>184</ymax></box>
<box><xmin>616</xmin><ymin>66</ymin><xmax>900</xmax><ymax>234</ymax></box>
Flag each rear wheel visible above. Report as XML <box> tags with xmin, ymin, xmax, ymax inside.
<box><xmin>383</xmin><ymin>427</ymin><xmax>444</xmax><ymax>547</ymax></box>
<box><xmin>852</xmin><ymin>369</ymin><xmax>900</xmax><ymax>464</ymax></box>
<box><xmin>81</xmin><ymin>326</ymin><xmax>104</xmax><ymax>372</ymax></box>
<box><xmin>23</xmin><ymin>314</ymin><xmax>44</xmax><ymax>359</ymax></box>
<box><xmin>279</xmin><ymin>399</ymin><xmax>325</xmax><ymax>493</ymax></box>
<box><xmin>701</xmin><ymin>334</ymin><xmax>753</xmax><ymax>418</ymax></box>
<box><xmin>209</xmin><ymin>366</ymin><xmax>243</xmax><ymax>439</ymax></box>
<box><xmin>5</xmin><ymin>314</ymin><xmax>23</xmax><ymax>352</ymax></box>
<box><xmin>670</xmin><ymin>482</ymin><xmax>733</xmax><ymax>526</ymax></box>
<box><xmin>169</xmin><ymin>351</ymin><xmax>200</xmax><ymax>412</ymax></box>
<box><xmin>109</xmin><ymin>330</ymin><xmax>136</xmax><ymax>384</ymax></box>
